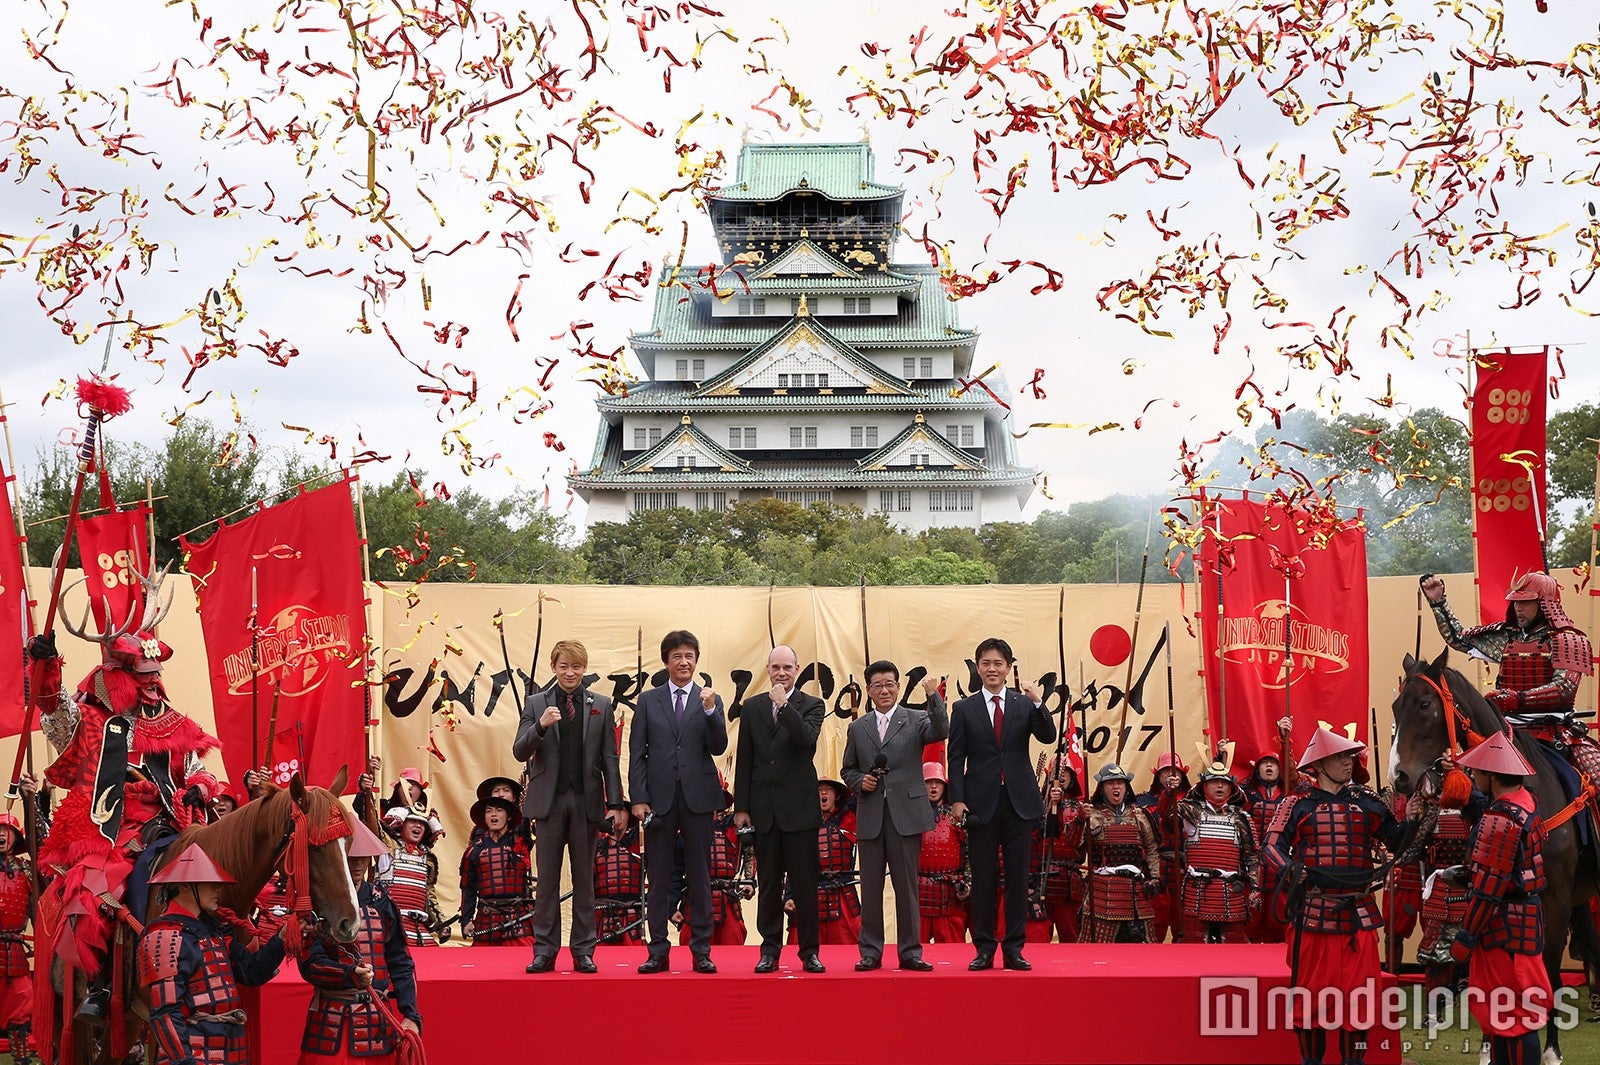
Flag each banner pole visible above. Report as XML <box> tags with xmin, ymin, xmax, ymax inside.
<box><xmin>1114</xmin><ymin>508</ymin><xmax>1154</xmax><ymax>762</ymax></box>
<box><xmin>1587</xmin><ymin>440</ymin><xmax>1599</xmax><ymax>717</ymax></box>
<box><xmin>354</xmin><ymin>473</ymin><xmax>378</xmax><ymax>774</ymax></box>
<box><xmin>0</xmin><ymin>389</ymin><xmax>40</xmax><ymax>819</ymax></box>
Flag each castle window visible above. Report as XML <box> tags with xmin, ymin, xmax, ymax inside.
<box><xmin>633</xmin><ymin>491</ymin><xmax>680</xmax><ymax>511</ymax></box>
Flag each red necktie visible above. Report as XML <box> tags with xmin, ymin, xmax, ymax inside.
<box><xmin>992</xmin><ymin>694</ymin><xmax>1004</xmax><ymax>746</ymax></box>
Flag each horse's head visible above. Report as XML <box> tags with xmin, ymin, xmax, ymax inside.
<box><xmin>1390</xmin><ymin>649</ymin><xmax>1454</xmax><ymax>797</ymax></box>
<box><xmin>286</xmin><ymin>765</ymin><xmax>362</xmax><ymax>943</ymax></box>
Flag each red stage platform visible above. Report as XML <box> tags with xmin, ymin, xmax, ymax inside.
<box><xmin>260</xmin><ymin>944</ymin><xmax>1401</xmax><ymax>1064</ymax></box>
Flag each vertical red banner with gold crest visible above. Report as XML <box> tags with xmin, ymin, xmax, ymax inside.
<box><xmin>74</xmin><ymin>502</ymin><xmax>151</xmax><ymax>631</ymax></box>
<box><xmin>1198</xmin><ymin>496</ymin><xmax>1370</xmax><ymax>772</ymax></box>
<box><xmin>1470</xmin><ymin>347</ymin><xmax>1549</xmax><ymax>626</ymax></box>
<box><xmin>183</xmin><ymin>478</ymin><xmax>366</xmax><ymax>789</ymax></box>
<box><xmin>0</xmin><ymin>457</ymin><xmax>28</xmax><ymax>735</ymax></box>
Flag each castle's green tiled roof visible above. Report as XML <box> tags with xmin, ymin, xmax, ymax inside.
<box><xmin>710</xmin><ymin>143</ymin><xmax>901</xmax><ymax>202</ymax></box>
<box><xmin>594</xmin><ymin>383</ymin><xmax>998</xmax><ymax>414</ymax></box>
<box><xmin>691</xmin><ymin>316</ymin><xmax>913</xmax><ymax>398</ymax></box>
<box><xmin>618</xmin><ymin>418</ymin><xmax>754</xmax><ymax>474</ymax></box>
<box><xmin>636</xmin><ymin>266</ymin><xmax>975</xmax><ymax>349</ymax></box>
<box><xmin>857</xmin><ymin>418</ymin><xmax>987</xmax><ymax>472</ymax></box>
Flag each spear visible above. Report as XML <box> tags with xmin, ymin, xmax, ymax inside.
<box><xmin>250</xmin><ymin>566</ymin><xmax>261</xmax><ymax>769</ymax></box>
<box><xmin>9</xmin><ymin>348</ymin><xmax>130</xmax><ymax>796</ymax></box>
<box><xmin>1163</xmin><ymin>622</ymin><xmax>1176</xmax><ymax>764</ymax></box>
<box><xmin>1114</xmin><ymin>509</ymin><xmax>1154</xmax><ymax>762</ymax></box>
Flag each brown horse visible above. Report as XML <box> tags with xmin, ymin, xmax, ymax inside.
<box><xmin>1391</xmin><ymin>650</ymin><xmax>1600</xmax><ymax>1065</ymax></box>
<box><xmin>46</xmin><ymin>769</ymin><xmax>362</xmax><ymax>1065</ymax></box>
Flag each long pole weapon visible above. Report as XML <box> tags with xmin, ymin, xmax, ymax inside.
<box><xmin>250</xmin><ymin>566</ymin><xmax>261</xmax><ymax>769</ymax></box>
<box><xmin>8</xmin><ymin>344</ymin><xmax>129</xmax><ymax>796</ymax></box>
<box><xmin>1</xmin><ymin>388</ymin><xmax>42</xmax><ymax>895</ymax></box>
<box><xmin>1214</xmin><ymin>502</ymin><xmax>1230</xmax><ymax>745</ymax></box>
<box><xmin>1164</xmin><ymin>622</ymin><xmax>1177</xmax><ymax>764</ymax></box>
<box><xmin>1114</xmin><ymin>510</ymin><xmax>1154</xmax><ymax>762</ymax></box>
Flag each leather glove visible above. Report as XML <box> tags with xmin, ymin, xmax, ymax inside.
<box><xmin>27</xmin><ymin>633</ymin><xmax>59</xmax><ymax>660</ymax></box>
<box><xmin>1486</xmin><ymin>688</ymin><xmax>1523</xmax><ymax>711</ymax></box>
<box><xmin>183</xmin><ymin>785</ymin><xmax>208</xmax><ymax>810</ymax></box>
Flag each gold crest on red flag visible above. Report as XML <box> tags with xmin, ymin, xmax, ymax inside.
<box><xmin>74</xmin><ymin>502</ymin><xmax>151</xmax><ymax>632</ymax></box>
<box><xmin>1469</xmin><ymin>347</ymin><xmax>1550</xmax><ymax>626</ymax></box>
<box><xmin>1197</xmin><ymin>495</ymin><xmax>1370</xmax><ymax>773</ymax></box>
<box><xmin>182</xmin><ymin>478</ymin><xmax>367</xmax><ymax>789</ymax></box>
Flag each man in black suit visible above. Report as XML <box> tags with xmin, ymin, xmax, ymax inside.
<box><xmin>948</xmin><ymin>636</ymin><xmax>1056</xmax><ymax>971</ymax></box>
<box><xmin>512</xmin><ymin>639</ymin><xmax>627</xmax><ymax>974</ymax></box>
<box><xmin>733</xmin><ymin>645</ymin><xmax>827</xmax><ymax>974</ymax></box>
<box><xmin>629</xmin><ymin>629</ymin><xmax>727</xmax><ymax>974</ymax></box>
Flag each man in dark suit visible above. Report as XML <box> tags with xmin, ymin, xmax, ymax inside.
<box><xmin>948</xmin><ymin>636</ymin><xmax>1056</xmax><ymax>971</ymax></box>
<box><xmin>733</xmin><ymin>645</ymin><xmax>827</xmax><ymax>974</ymax></box>
<box><xmin>842</xmin><ymin>659</ymin><xmax>948</xmax><ymax>972</ymax></box>
<box><xmin>629</xmin><ymin>629</ymin><xmax>727</xmax><ymax>974</ymax></box>
<box><xmin>512</xmin><ymin>639</ymin><xmax>627</xmax><ymax>974</ymax></box>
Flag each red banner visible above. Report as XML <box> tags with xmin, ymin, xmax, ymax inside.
<box><xmin>0</xmin><ymin>457</ymin><xmax>29</xmax><ymax>736</ymax></box>
<box><xmin>268</xmin><ymin>722</ymin><xmax>306</xmax><ymax>786</ymax></box>
<box><xmin>74</xmin><ymin>503</ymin><xmax>150</xmax><ymax>632</ymax></box>
<box><xmin>183</xmin><ymin>479</ymin><xmax>367</xmax><ymax>790</ymax></box>
<box><xmin>1198</xmin><ymin>496</ymin><xmax>1370</xmax><ymax>773</ymax></box>
<box><xmin>1470</xmin><ymin>348</ymin><xmax>1549</xmax><ymax>625</ymax></box>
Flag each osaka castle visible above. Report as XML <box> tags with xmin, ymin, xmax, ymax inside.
<box><xmin>570</xmin><ymin>141</ymin><xmax>1035</xmax><ymax>532</ymax></box>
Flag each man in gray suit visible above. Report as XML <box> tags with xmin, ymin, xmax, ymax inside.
<box><xmin>842</xmin><ymin>659</ymin><xmax>948</xmax><ymax>972</ymax></box>
<box><xmin>629</xmin><ymin>629</ymin><xmax>727</xmax><ymax>974</ymax></box>
<box><xmin>512</xmin><ymin>639</ymin><xmax>627</xmax><ymax>974</ymax></box>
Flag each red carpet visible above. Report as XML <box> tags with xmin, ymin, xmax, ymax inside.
<box><xmin>261</xmin><ymin>944</ymin><xmax>1402</xmax><ymax>1064</ymax></box>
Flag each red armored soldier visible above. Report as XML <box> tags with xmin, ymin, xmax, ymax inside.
<box><xmin>799</xmin><ymin>778</ymin><xmax>860</xmax><ymax>946</ymax></box>
<box><xmin>1264</xmin><ymin>728</ymin><xmax>1419</xmax><ymax>1065</ymax></box>
<box><xmin>1134</xmin><ymin>752</ymin><xmax>1188</xmax><ymax>942</ymax></box>
<box><xmin>1027</xmin><ymin>756</ymin><xmax>1086</xmax><ymax>944</ymax></box>
<box><xmin>136</xmin><ymin>844</ymin><xmax>287</xmax><ymax>1065</ymax></box>
<box><xmin>1243</xmin><ymin>719</ymin><xmax>1295</xmax><ymax>943</ymax></box>
<box><xmin>1383</xmin><ymin>789</ymin><xmax>1423</xmax><ymax>970</ymax></box>
<box><xmin>299</xmin><ymin>818</ymin><xmax>422</xmax><ymax>1065</ymax></box>
<box><xmin>917</xmin><ymin>762</ymin><xmax>969</xmax><ymax>944</ymax></box>
<box><xmin>1081</xmin><ymin>764</ymin><xmax>1162</xmax><ymax>944</ymax></box>
<box><xmin>1175</xmin><ymin>761</ymin><xmax>1259</xmax><ymax>945</ymax></box>
<box><xmin>378</xmin><ymin>810</ymin><xmax>440</xmax><ymax>948</ymax></box>
<box><xmin>594</xmin><ymin>813</ymin><xmax>644</xmax><ymax>947</ymax></box>
<box><xmin>0</xmin><ymin>814</ymin><xmax>35</xmax><ymax>1065</ymax></box>
<box><xmin>1423</xmin><ymin>572</ymin><xmax>1600</xmax><ymax>786</ymax></box>
<box><xmin>679</xmin><ymin>778</ymin><xmax>752</xmax><ymax>946</ymax></box>
<box><xmin>1442</xmin><ymin>733</ymin><xmax>1553</xmax><ymax>1065</ymax></box>
<box><xmin>459</xmin><ymin>790</ymin><xmax>534</xmax><ymax>946</ymax></box>
<box><xmin>1412</xmin><ymin>805</ymin><xmax>1472</xmax><ymax>1010</ymax></box>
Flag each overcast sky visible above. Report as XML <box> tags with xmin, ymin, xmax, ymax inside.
<box><xmin>2</xmin><ymin>1</ymin><xmax>1597</xmax><ymax>535</ymax></box>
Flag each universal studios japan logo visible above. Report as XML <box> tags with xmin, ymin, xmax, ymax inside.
<box><xmin>1218</xmin><ymin>599</ymin><xmax>1351</xmax><ymax>690</ymax></box>
<box><xmin>221</xmin><ymin>605</ymin><xmax>354</xmax><ymax>698</ymax></box>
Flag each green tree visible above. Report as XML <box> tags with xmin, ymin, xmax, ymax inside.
<box><xmin>870</xmin><ymin>550</ymin><xmax>996</xmax><ymax>585</ymax></box>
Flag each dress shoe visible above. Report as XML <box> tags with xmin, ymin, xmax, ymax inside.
<box><xmin>525</xmin><ymin>956</ymin><xmax>555</xmax><ymax>974</ymax></box>
<box><xmin>1002</xmin><ymin>953</ymin><xmax>1032</xmax><ymax>971</ymax></box>
<box><xmin>638</xmin><ymin>956</ymin><xmax>670</xmax><ymax>974</ymax></box>
<box><xmin>968</xmin><ymin>953</ymin><xmax>994</xmax><ymax>971</ymax></box>
<box><xmin>754</xmin><ymin>955</ymin><xmax>779</xmax><ymax>974</ymax></box>
<box><xmin>854</xmin><ymin>957</ymin><xmax>882</xmax><ymax>972</ymax></box>
<box><xmin>900</xmin><ymin>957</ymin><xmax>933</xmax><ymax>972</ymax></box>
<box><xmin>801</xmin><ymin>953</ymin><xmax>826</xmax><ymax>974</ymax></box>
<box><xmin>692</xmin><ymin>954</ymin><xmax>717</xmax><ymax>974</ymax></box>
<box><xmin>573</xmin><ymin>955</ymin><xmax>597</xmax><ymax>974</ymax></box>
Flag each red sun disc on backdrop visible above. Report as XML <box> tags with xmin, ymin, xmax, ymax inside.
<box><xmin>1090</xmin><ymin>624</ymin><xmax>1132</xmax><ymax>667</ymax></box>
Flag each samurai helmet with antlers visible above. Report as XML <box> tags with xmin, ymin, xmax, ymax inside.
<box><xmin>62</xmin><ymin>558</ymin><xmax>176</xmax><ymax>708</ymax></box>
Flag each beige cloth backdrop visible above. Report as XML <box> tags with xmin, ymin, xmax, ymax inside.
<box><xmin>9</xmin><ymin>568</ymin><xmax>1591</xmax><ymax>944</ymax></box>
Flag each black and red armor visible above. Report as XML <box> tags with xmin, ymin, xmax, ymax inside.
<box><xmin>1459</xmin><ymin>789</ymin><xmax>1546</xmax><ymax>956</ymax></box>
<box><xmin>1263</xmin><ymin>784</ymin><xmax>1406</xmax><ymax>935</ymax></box>
<box><xmin>381</xmin><ymin>843</ymin><xmax>438</xmax><ymax>948</ymax></box>
<box><xmin>459</xmin><ymin>831</ymin><xmax>534</xmax><ymax>944</ymax></box>
<box><xmin>918</xmin><ymin>804</ymin><xmax>968</xmax><ymax>916</ymax></box>
<box><xmin>0</xmin><ymin>855</ymin><xmax>29</xmax><ymax>979</ymax></box>
<box><xmin>137</xmin><ymin>909</ymin><xmax>285</xmax><ymax>1065</ymax></box>
<box><xmin>816</xmin><ymin>808</ymin><xmax>861</xmax><ymax>925</ymax></box>
<box><xmin>594</xmin><ymin>828</ymin><xmax>643</xmax><ymax>945</ymax></box>
<box><xmin>1417</xmin><ymin>809</ymin><xmax>1471</xmax><ymax>953</ymax></box>
<box><xmin>1083</xmin><ymin>803</ymin><xmax>1160</xmax><ymax>923</ymax></box>
<box><xmin>299</xmin><ymin>880</ymin><xmax>421</xmax><ymax>1057</ymax></box>
<box><xmin>1177</xmin><ymin>799</ymin><xmax>1258</xmax><ymax>924</ymax></box>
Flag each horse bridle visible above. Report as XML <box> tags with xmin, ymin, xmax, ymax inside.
<box><xmin>266</xmin><ymin>799</ymin><xmax>354</xmax><ymax>938</ymax></box>
<box><xmin>1406</xmin><ymin>672</ymin><xmax>1483</xmax><ymax>798</ymax></box>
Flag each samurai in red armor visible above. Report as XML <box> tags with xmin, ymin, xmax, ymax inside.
<box><xmin>1423</xmin><ymin>571</ymin><xmax>1600</xmax><ymax>792</ymax></box>
<box><xmin>797</xmin><ymin>778</ymin><xmax>860</xmax><ymax>946</ymax></box>
<box><xmin>1081</xmin><ymin>764</ymin><xmax>1162</xmax><ymax>944</ymax></box>
<box><xmin>1382</xmin><ymin>790</ymin><xmax>1423</xmax><ymax>964</ymax></box>
<box><xmin>918</xmin><ymin>762</ymin><xmax>970</xmax><ymax>944</ymax></box>
<box><xmin>459</xmin><ymin>792</ymin><xmax>534</xmax><ymax>946</ymax></box>
<box><xmin>1134</xmin><ymin>752</ymin><xmax>1188</xmax><ymax>942</ymax></box>
<box><xmin>1411</xmin><ymin>804</ymin><xmax>1472</xmax><ymax>1011</ymax></box>
<box><xmin>1445</xmin><ymin>733</ymin><xmax>1553</xmax><ymax>1065</ymax></box>
<box><xmin>0</xmin><ymin>815</ymin><xmax>36</xmax><ymax>1065</ymax></box>
<box><xmin>30</xmin><ymin>579</ymin><xmax>223</xmax><ymax>985</ymax></box>
<box><xmin>378</xmin><ymin>810</ymin><xmax>440</xmax><ymax>948</ymax></box>
<box><xmin>299</xmin><ymin>819</ymin><xmax>421</xmax><ymax>1065</ymax></box>
<box><xmin>1026</xmin><ymin>756</ymin><xmax>1085</xmax><ymax>944</ymax></box>
<box><xmin>1244</xmin><ymin>719</ymin><xmax>1296</xmax><ymax>944</ymax></box>
<box><xmin>679</xmin><ymin>778</ymin><xmax>752</xmax><ymax>946</ymax></box>
<box><xmin>594</xmin><ymin>813</ymin><xmax>644</xmax><ymax>947</ymax></box>
<box><xmin>1264</xmin><ymin>728</ymin><xmax>1420</xmax><ymax>1065</ymax></box>
<box><xmin>136</xmin><ymin>844</ymin><xmax>286</xmax><ymax>1065</ymax></box>
<box><xmin>1175</xmin><ymin>760</ymin><xmax>1259</xmax><ymax>945</ymax></box>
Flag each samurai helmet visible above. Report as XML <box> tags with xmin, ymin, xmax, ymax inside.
<box><xmin>150</xmin><ymin>843</ymin><xmax>236</xmax><ymax>885</ymax></box>
<box><xmin>1456</xmin><ymin>730</ymin><xmax>1536</xmax><ymax>777</ymax></box>
<box><xmin>62</xmin><ymin>559</ymin><xmax>175</xmax><ymax>672</ymax></box>
<box><xmin>347</xmin><ymin>817</ymin><xmax>391</xmax><ymax>859</ymax></box>
<box><xmin>1504</xmin><ymin>572</ymin><xmax>1577</xmax><ymax>630</ymax></box>
<box><xmin>1297</xmin><ymin>728</ymin><xmax>1365</xmax><ymax>771</ymax></box>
